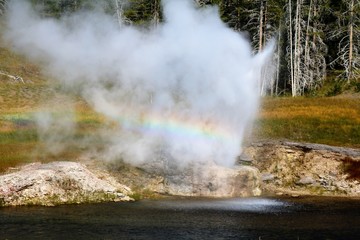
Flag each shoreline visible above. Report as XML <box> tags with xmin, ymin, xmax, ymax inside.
<box><xmin>1</xmin><ymin>140</ymin><xmax>360</xmax><ymax>207</ymax></box>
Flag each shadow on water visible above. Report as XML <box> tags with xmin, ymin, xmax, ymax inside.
<box><xmin>1</xmin><ymin>196</ymin><xmax>360</xmax><ymax>239</ymax></box>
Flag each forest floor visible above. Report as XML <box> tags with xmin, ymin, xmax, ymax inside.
<box><xmin>1</xmin><ymin>44</ymin><xmax>360</xmax><ymax>173</ymax></box>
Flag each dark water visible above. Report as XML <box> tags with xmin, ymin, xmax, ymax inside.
<box><xmin>1</xmin><ymin>197</ymin><xmax>360</xmax><ymax>240</ymax></box>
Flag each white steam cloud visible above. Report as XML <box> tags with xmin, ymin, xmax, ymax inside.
<box><xmin>4</xmin><ymin>0</ymin><xmax>272</xmax><ymax>169</ymax></box>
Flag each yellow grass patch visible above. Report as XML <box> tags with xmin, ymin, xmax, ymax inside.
<box><xmin>254</xmin><ymin>97</ymin><xmax>360</xmax><ymax>148</ymax></box>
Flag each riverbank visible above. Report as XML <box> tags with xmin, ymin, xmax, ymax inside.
<box><xmin>0</xmin><ymin>158</ymin><xmax>262</xmax><ymax>206</ymax></box>
<box><xmin>2</xmin><ymin>140</ymin><xmax>359</xmax><ymax>207</ymax></box>
<box><xmin>244</xmin><ymin>141</ymin><xmax>360</xmax><ymax>197</ymax></box>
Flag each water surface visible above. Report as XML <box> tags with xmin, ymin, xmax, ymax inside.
<box><xmin>1</xmin><ymin>197</ymin><xmax>359</xmax><ymax>239</ymax></box>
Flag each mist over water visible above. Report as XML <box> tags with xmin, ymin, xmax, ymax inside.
<box><xmin>5</xmin><ymin>0</ymin><xmax>272</xmax><ymax>169</ymax></box>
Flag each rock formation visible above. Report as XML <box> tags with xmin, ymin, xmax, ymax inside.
<box><xmin>243</xmin><ymin>141</ymin><xmax>360</xmax><ymax>196</ymax></box>
<box><xmin>103</xmin><ymin>160</ymin><xmax>262</xmax><ymax>198</ymax></box>
<box><xmin>161</xmin><ymin>165</ymin><xmax>261</xmax><ymax>197</ymax></box>
<box><xmin>3</xmin><ymin>140</ymin><xmax>359</xmax><ymax>207</ymax></box>
<box><xmin>0</xmin><ymin>161</ymin><xmax>133</xmax><ymax>206</ymax></box>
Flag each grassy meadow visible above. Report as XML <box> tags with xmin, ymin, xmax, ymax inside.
<box><xmin>1</xmin><ymin>44</ymin><xmax>360</xmax><ymax>172</ymax></box>
<box><xmin>253</xmin><ymin>96</ymin><xmax>360</xmax><ymax>148</ymax></box>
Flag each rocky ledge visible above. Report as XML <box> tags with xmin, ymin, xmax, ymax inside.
<box><xmin>243</xmin><ymin>141</ymin><xmax>360</xmax><ymax>197</ymax></box>
<box><xmin>90</xmin><ymin>159</ymin><xmax>262</xmax><ymax>199</ymax></box>
<box><xmin>0</xmin><ymin>160</ymin><xmax>262</xmax><ymax>207</ymax></box>
<box><xmin>3</xmin><ymin>140</ymin><xmax>358</xmax><ymax>207</ymax></box>
<box><xmin>0</xmin><ymin>161</ymin><xmax>133</xmax><ymax>207</ymax></box>
<box><xmin>143</xmin><ymin>164</ymin><xmax>261</xmax><ymax>198</ymax></box>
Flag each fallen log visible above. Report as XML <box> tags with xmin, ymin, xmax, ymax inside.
<box><xmin>0</xmin><ymin>70</ymin><xmax>25</xmax><ymax>83</ymax></box>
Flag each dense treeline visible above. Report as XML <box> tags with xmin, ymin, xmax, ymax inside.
<box><xmin>1</xmin><ymin>0</ymin><xmax>359</xmax><ymax>96</ymax></box>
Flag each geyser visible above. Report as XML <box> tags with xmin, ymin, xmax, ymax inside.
<box><xmin>4</xmin><ymin>0</ymin><xmax>271</xmax><ymax>170</ymax></box>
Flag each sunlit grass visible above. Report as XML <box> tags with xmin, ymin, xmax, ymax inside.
<box><xmin>3</xmin><ymin>95</ymin><xmax>360</xmax><ymax>172</ymax></box>
<box><xmin>0</xmin><ymin>142</ymin><xmax>38</xmax><ymax>172</ymax></box>
<box><xmin>0</xmin><ymin>43</ymin><xmax>105</xmax><ymax>171</ymax></box>
<box><xmin>1</xmin><ymin>41</ymin><xmax>360</xmax><ymax>173</ymax></box>
<box><xmin>0</xmin><ymin>108</ymin><xmax>105</xmax><ymax>172</ymax></box>
<box><xmin>253</xmin><ymin>97</ymin><xmax>360</xmax><ymax>148</ymax></box>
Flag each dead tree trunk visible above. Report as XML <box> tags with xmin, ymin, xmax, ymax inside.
<box><xmin>288</xmin><ymin>0</ymin><xmax>295</xmax><ymax>96</ymax></box>
<box><xmin>114</xmin><ymin>0</ymin><xmax>124</xmax><ymax>28</ymax></box>
<box><xmin>348</xmin><ymin>0</ymin><xmax>354</xmax><ymax>82</ymax></box>
<box><xmin>259</xmin><ymin>0</ymin><xmax>265</xmax><ymax>52</ymax></box>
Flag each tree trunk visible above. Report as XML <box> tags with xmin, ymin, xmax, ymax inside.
<box><xmin>259</xmin><ymin>0</ymin><xmax>264</xmax><ymax>52</ymax></box>
<box><xmin>348</xmin><ymin>0</ymin><xmax>354</xmax><ymax>82</ymax></box>
<box><xmin>304</xmin><ymin>0</ymin><xmax>312</xmax><ymax>71</ymax></box>
<box><xmin>152</xmin><ymin>0</ymin><xmax>160</xmax><ymax>27</ymax></box>
<box><xmin>293</xmin><ymin>0</ymin><xmax>303</xmax><ymax>96</ymax></box>
<box><xmin>275</xmin><ymin>23</ymin><xmax>282</xmax><ymax>96</ymax></box>
<box><xmin>115</xmin><ymin>0</ymin><xmax>123</xmax><ymax>28</ymax></box>
<box><xmin>289</xmin><ymin>0</ymin><xmax>295</xmax><ymax>96</ymax></box>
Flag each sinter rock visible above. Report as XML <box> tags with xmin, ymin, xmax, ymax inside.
<box><xmin>245</xmin><ymin>141</ymin><xmax>360</xmax><ymax>196</ymax></box>
<box><xmin>0</xmin><ymin>161</ymin><xmax>133</xmax><ymax>207</ymax></box>
<box><xmin>147</xmin><ymin>163</ymin><xmax>262</xmax><ymax>197</ymax></box>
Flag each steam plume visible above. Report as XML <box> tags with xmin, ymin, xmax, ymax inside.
<box><xmin>4</xmin><ymin>0</ymin><xmax>271</xmax><ymax>169</ymax></box>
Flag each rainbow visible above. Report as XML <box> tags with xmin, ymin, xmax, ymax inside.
<box><xmin>109</xmin><ymin>108</ymin><xmax>237</xmax><ymax>144</ymax></box>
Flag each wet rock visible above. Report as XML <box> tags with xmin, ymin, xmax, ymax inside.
<box><xmin>102</xmin><ymin>157</ymin><xmax>262</xmax><ymax>198</ymax></box>
<box><xmin>161</xmin><ymin>164</ymin><xmax>261</xmax><ymax>197</ymax></box>
<box><xmin>0</xmin><ymin>162</ymin><xmax>133</xmax><ymax>207</ymax></box>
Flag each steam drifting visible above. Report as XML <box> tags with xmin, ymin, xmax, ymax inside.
<box><xmin>5</xmin><ymin>0</ymin><xmax>271</xmax><ymax>169</ymax></box>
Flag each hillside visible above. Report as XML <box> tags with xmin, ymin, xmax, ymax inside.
<box><xmin>0</xmin><ymin>40</ymin><xmax>104</xmax><ymax>171</ymax></box>
<box><xmin>1</xmin><ymin>38</ymin><xmax>360</xmax><ymax>173</ymax></box>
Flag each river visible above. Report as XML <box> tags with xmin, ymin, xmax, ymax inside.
<box><xmin>1</xmin><ymin>196</ymin><xmax>359</xmax><ymax>239</ymax></box>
